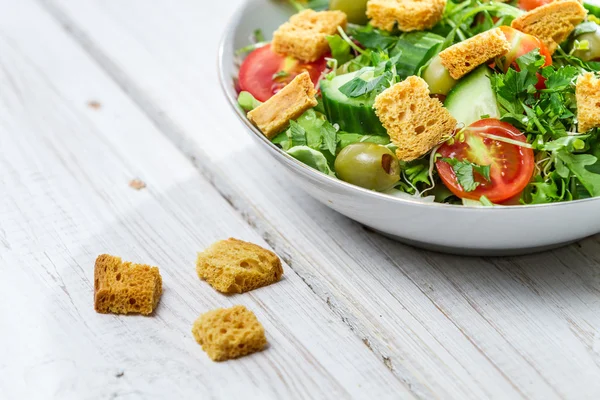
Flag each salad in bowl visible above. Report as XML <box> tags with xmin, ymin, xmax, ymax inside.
<box><xmin>235</xmin><ymin>0</ymin><xmax>600</xmax><ymax>207</ymax></box>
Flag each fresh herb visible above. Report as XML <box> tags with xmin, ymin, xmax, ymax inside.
<box><xmin>272</xmin><ymin>70</ymin><xmax>290</xmax><ymax>80</ymax></box>
<box><xmin>287</xmin><ymin>146</ymin><xmax>336</xmax><ymax>176</ymax></box>
<box><xmin>326</xmin><ymin>35</ymin><xmax>352</xmax><ymax>65</ymax></box>
<box><xmin>338</xmin><ymin>71</ymin><xmax>391</xmax><ymax>98</ymax></box>
<box><xmin>253</xmin><ymin>29</ymin><xmax>265</xmax><ymax>43</ymax></box>
<box><xmin>442</xmin><ymin>158</ymin><xmax>491</xmax><ymax>192</ymax></box>
<box><xmin>287</xmin><ymin>120</ymin><xmax>307</xmax><ymax>147</ymax></box>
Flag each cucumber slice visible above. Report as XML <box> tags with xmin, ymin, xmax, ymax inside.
<box><xmin>444</xmin><ymin>66</ymin><xmax>500</xmax><ymax>127</ymax></box>
<box><xmin>320</xmin><ymin>70</ymin><xmax>387</xmax><ymax>135</ymax></box>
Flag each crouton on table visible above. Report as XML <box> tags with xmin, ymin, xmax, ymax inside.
<box><xmin>192</xmin><ymin>305</ymin><xmax>267</xmax><ymax>362</ymax></box>
<box><xmin>247</xmin><ymin>72</ymin><xmax>317</xmax><ymax>138</ymax></box>
<box><xmin>439</xmin><ymin>28</ymin><xmax>511</xmax><ymax>80</ymax></box>
<box><xmin>272</xmin><ymin>9</ymin><xmax>347</xmax><ymax>62</ymax></box>
<box><xmin>367</xmin><ymin>0</ymin><xmax>446</xmax><ymax>32</ymax></box>
<box><xmin>511</xmin><ymin>0</ymin><xmax>587</xmax><ymax>54</ymax></box>
<box><xmin>94</xmin><ymin>254</ymin><xmax>162</xmax><ymax>315</ymax></box>
<box><xmin>576</xmin><ymin>73</ymin><xmax>600</xmax><ymax>133</ymax></box>
<box><xmin>196</xmin><ymin>238</ymin><xmax>283</xmax><ymax>294</ymax></box>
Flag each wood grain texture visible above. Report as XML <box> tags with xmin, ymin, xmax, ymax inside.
<box><xmin>4</xmin><ymin>0</ymin><xmax>600</xmax><ymax>398</ymax></box>
<box><xmin>38</xmin><ymin>0</ymin><xmax>600</xmax><ymax>399</ymax></box>
<box><xmin>0</xmin><ymin>1</ymin><xmax>411</xmax><ymax>399</ymax></box>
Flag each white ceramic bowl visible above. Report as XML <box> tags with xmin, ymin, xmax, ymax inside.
<box><xmin>219</xmin><ymin>0</ymin><xmax>600</xmax><ymax>255</ymax></box>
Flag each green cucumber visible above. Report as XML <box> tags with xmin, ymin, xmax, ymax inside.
<box><xmin>444</xmin><ymin>66</ymin><xmax>500</xmax><ymax>127</ymax></box>
<box><xmin>320</xmin><ymin>69</ymin><xmax>387</xmax><ymax>135</ymax></box>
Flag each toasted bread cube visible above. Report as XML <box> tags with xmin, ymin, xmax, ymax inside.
<box><xmin>576</xmin><ymin>73</ymin><xmax>600</xmax><ymax>133</ymax></box>
<box><xmin>247</xmin><ymin>72</ymin><xmax>317</xmax><ymax>138</ymax></box>
<box><xmin>511</xmin><ymin>0</ymin><xmax>587</xmax><ymax>54</ymax></box>
<box><xmin>196</xmin><ymin>238</ymin><xmax>283</xmax><ymax>294</ymax></box>
<box><xmin>374</xmin><ymin>76</ymin><xmax>457</xmax><ymax>161</ymax></box>
<box><xmin>439</xmin><ymin>28</ymin><xmax>511</xmax><ymax>80</ymax></box>
<box><xmin>192</xmin><ymin>306</ymin><xmax>267</xmax><ymax>362</ymax></box>
<box><xmin>94</xmin><ymin>254</ymin><xmax>162</xmax><ymax>315</ymax></box>
<box><xmin>367</xmin><ymin>0</ymin><xmax>446</xmax><ymax>32</ymax></box>
<box><xmin>272</xmin><ymin>9</ymin><xmax>347</xmax><ymax>62</ymax></box>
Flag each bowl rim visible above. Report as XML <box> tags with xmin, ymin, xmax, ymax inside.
<box><xmin>217</xmin><ymin>0</ymin><xmax>600</xmax><ymax>211</ymax></box>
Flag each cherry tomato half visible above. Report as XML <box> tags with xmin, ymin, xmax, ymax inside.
<box><xmin>498</xmin><ymin>26</ymin><xmax>552</xmax><ymax>89</ymax></box>
<box><xmin>238</xmin><ymin>44</ymin><xmax>328</xmax><ymax>102</ymax></box>
<box><xmin>518</xmin><ymin>0</ymin><xmax>552</xmax><ymax>11</ymax></box>
<box><xmin>436</xmin><ymin>119</ymin><xmax>535</xmax><ymax>203</ymax></box>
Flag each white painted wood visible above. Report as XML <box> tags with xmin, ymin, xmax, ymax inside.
<box><xmin>0</xmin><ymin>0</ymin><xmax>600</xmax><ymax>399</ymax></box>
<box><xmin>37</xmin><ymin>0</ymin><xmax>600</xmax><ymax>398</ymax></box>
<box><xmin>0</xmin><ymin>1</ymin><xmax>412</xmax><ymax>399</ymax></box>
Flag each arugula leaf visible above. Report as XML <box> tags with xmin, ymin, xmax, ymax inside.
<box><xmin>390</xmin><ymin>31</ymin><xmax>444</xmax><ymax>78</ymax></box>
<box><xmin>321</xmin><ymin>121</ymin><xmax>338</xmax><ymax>156</ymax></box>
<box><xmin>272</xmin><ymin>70</ymin><xmax>290</xmax><ymax>80</ymax></box>
<box><xmin>351</xmin><ymin>28</ymin><xmax>398</xmax><ymax>50</ymax></box>
<box><xmin>556</xmin><ymin>150</ymin><xmax>600</xmax><ymax>197</ymax></box>
<box><xmin>293</xmin><ymin>110</ymin><xmax>338</xmax><ymax>156</ymax></box>
<box><xmin>287</xmin><ymin>120</ymin><xmax>307</xmax><ymax>147</ymax></box>
<box><xmin>326</xmin><ymin>35</ymin><xmax>352</xmax><ymax>65</ymax></box>
<box><xmin>338</xmin><ymin>72</ymin><xmax>391</xmax><ymax>98</ymax></box>
<box><xmin>253</xmin><ymin>29</ymin><xmax>265</xmax><ymax>43</ymax></box>
<box><xmin>442</xmin><ymin>158</ymin><xmax>491</xmax><ymax>192</ymax></box>
<box><xmin>287</xmin><ymin>146</ymin><xmax>335</xmax><ymax>176</ymax></box>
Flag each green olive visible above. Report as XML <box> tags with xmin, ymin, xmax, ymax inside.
<box><xmin>329</xmin><ymin>0</ymin><xmax>369</xmax><ymax>25</ymax></box>
<box><xmin>334</xmin><ymin>143</ymin><xmax>400</xmax><ymax>191</ymax></box>
<box><xmin>572</xmin><ymin>25</ymin><xmax>600</xmax><ymax>61</ymax></box>
<box><xmin>422</xmin><ymin>55</ymin><xmax>457</xmax><ymax>96</ymax></box>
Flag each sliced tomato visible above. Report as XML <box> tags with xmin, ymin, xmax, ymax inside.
<box><xmin>238</xmin><ymin>44</ymin><xmax>328</xmax><ymax>102</ymax></box>
<box><xmin>497</xmin><ymin>26</ymin><xmax>552</xmax><ymax>89</ymax></box>
<box><xmin>436</xmin><ymin>119</ymin><xmax>535</xmax><ymax>203</ymax></box>
<box><xmin>518</xmin><ymin>0</ymin><xmax>552</xmax><ymax>11</ymax></box>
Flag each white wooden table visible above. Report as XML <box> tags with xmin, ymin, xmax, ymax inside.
<box><xmin>2</xmin><ymin>0</ymin><xmax>600</xmax><ymax>398</ymax></box>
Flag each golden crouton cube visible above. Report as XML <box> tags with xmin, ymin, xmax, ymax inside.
<box><xmin>196</xmin><ymin>238</ymin><xmax>284</xmax><ymax>294</ymax></box>
<box><xmin>374</xmin><ymin>76</ymin><xmax>457</xmax><ymax>161</ymax></box>
<box><xmin>439</xmin><ymin>28</ymin><xmax>511</xmax><ymax>80</ymax></box>
<box><xmin>272</xmin><ymin>9</ymin><xmax>347</xmax><ymax>62</ymax></box>
<box><xmin>94</xmin><ymin>254</ymin><xmax>162</xmax><ymax>315</ymax></box>
<box><xmin>192</xmin><ymin>305</ymin><xmax>267</xmax><ymax>362</ymax></box>
<box><xmin>576</xmin><ymin>73</ymin><xmax>600</xmax><ymax>133</ymax></box>
<box><xmin>247</xmin><ymin>72</ymin><xmax>317</xmax><ymax>138</ymax></box>
<box><xmin>511</xmin><ymin>0</ymin><xmax>587</xmax><ymax>54</ymax></box>
<box><xmin>367</xmin><ymin>0</ymin><xmax>446</xmax><ymax>32</ymax></box>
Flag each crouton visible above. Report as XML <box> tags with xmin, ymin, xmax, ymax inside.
<box><xmin>576</xmin><ymin>73</ymin><xmax>600</xmax><ymax>133</ymax></box>
<box><xmin>196</xmin><ymin>238</ymin><xmax>283</xmax><ymax>294</ymax></box>
<box><xmin>511</xmin><ymin>0</ymin><xmax>587</xmax><ymax>54</ymax></box>
<box><xmin>374</xmin><ymin>76</ymin><xmax>457</xmax><ymax>161</ymax></box>
<box><xmin>247</xmin><ymin>72</ymin><xmax>317</xmax><ymax>138</ymax></box>
<box><xmin>94</xmin><ymin>254</ymin><xmax>162</xmax><ymax>315</ymax></box>
<box><xmin>439</xmin><ymin>28</ymin><xmax>511</xmax><ymax>80</ymax></box>
<box><xmin>272</xmin><ymin>9</ymin><xmax>347</xmax><ymax>62</ymax></box>
<box><xmin>192</xmin><ymin>305</ymin><xmax>267</xmax><ymax>362</ymax></box>
<box><xmin>366</xmin><ymin>0</ymin><xmax>446</xmax><ymax>32</ymax></box>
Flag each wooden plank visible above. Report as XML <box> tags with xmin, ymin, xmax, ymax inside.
<box><xmin>0</xmin><ymin>1</ymin><xmax>411</xmax><ymax>398</ymax></box>
<box><xmin>36</xmin><ymin>0</ymin><xmax>600</xmax><ymax>398</ymax></box>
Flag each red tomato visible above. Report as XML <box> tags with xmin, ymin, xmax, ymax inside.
<box><xmin>518</xmin><ymin>0</ymin><xmax>552</xmax><ymax>11</ymax></box>
<box><xmin>498</xmin><ymin>26</ymin><xmax>552</xmax><ymax>89</ymax></box>
<box><xmin>436</xmin><ymin>119</ymin><xmax>535</xmax><ymax>203</ymax></box>
<box><xmin>238</xmin><ymin>44</ymin><xmax>328</xmax><ymax>102</ymax></box>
